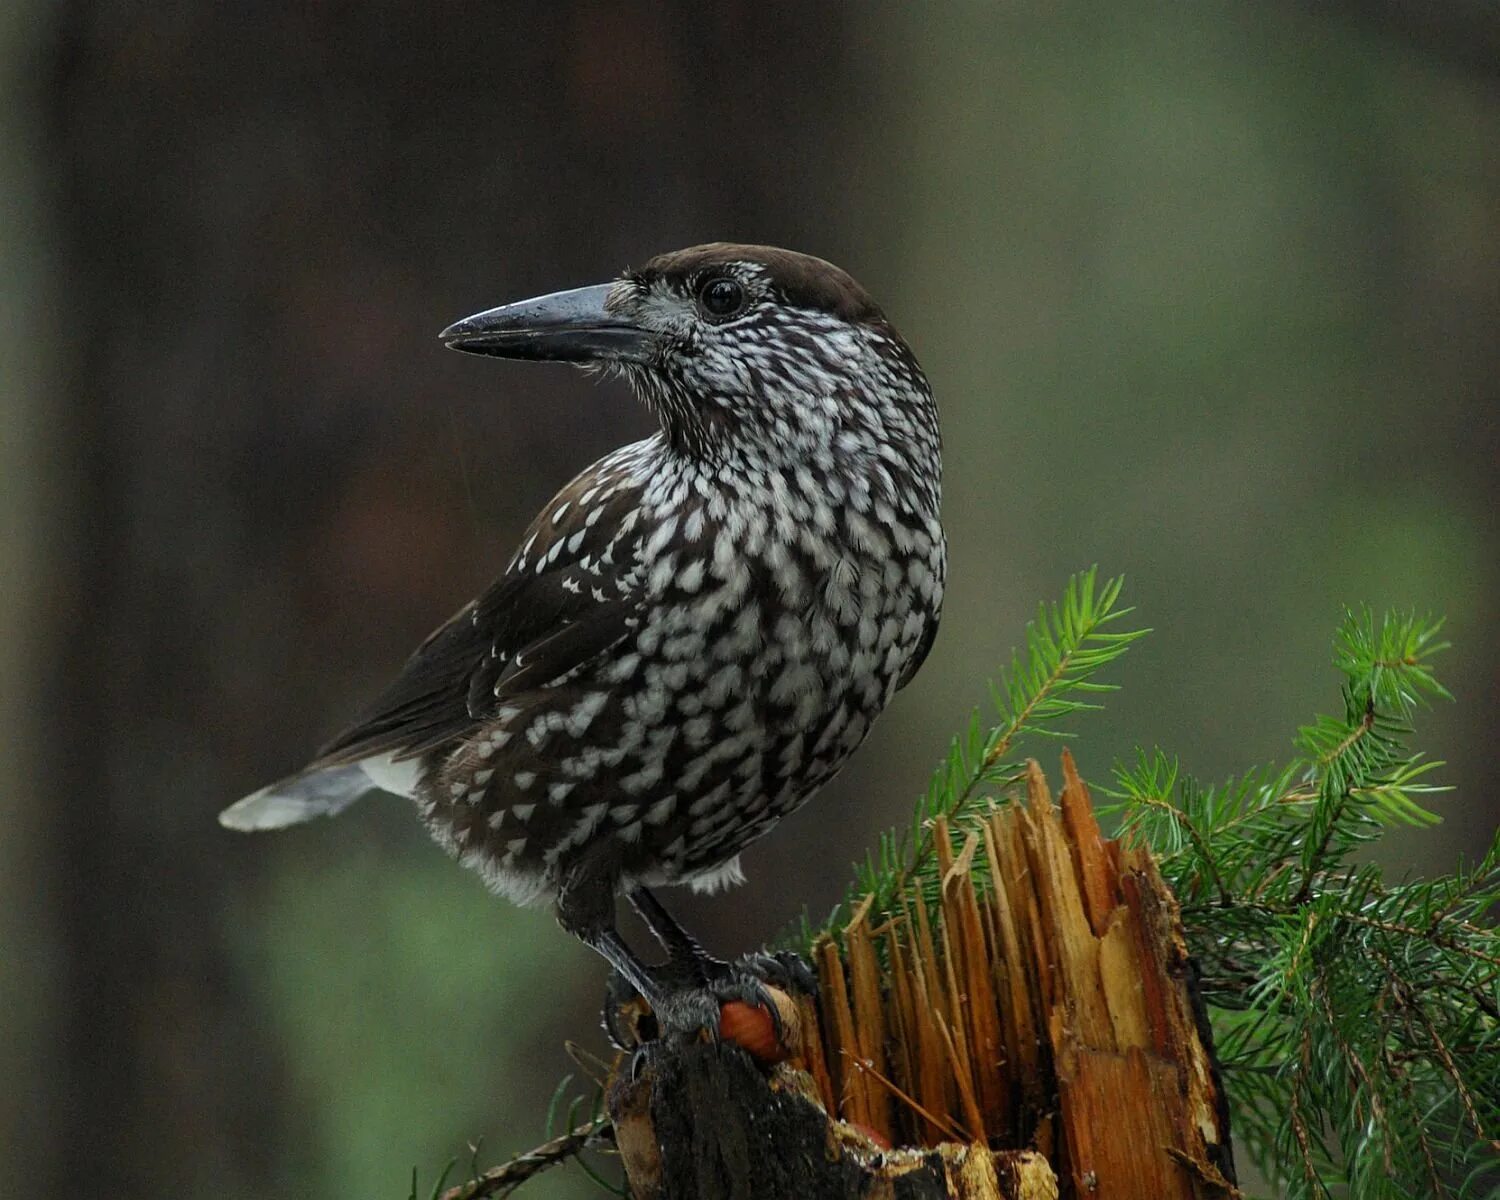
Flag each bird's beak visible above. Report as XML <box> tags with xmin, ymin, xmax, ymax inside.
<box><xmin>439</xmin><ymin>283</ymin><xmax>655</xmax><ymax>364</ymax></box>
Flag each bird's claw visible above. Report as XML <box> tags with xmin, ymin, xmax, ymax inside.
<box><xmin>626</xmin><ymin>1039</ymin><xmax>660</xmax><ymax>1082</ymax></box>
<box><xmin>602</xmin><ymin>970</ymin><xmax>658</xmax><ymax>1050</ymax></box>
<box><xmin>602</xmin><ymin>947</ymin><xmax>817</xmax><ymax>1051</ymax></box>
<box><xmin>735</xmin><ymin>948</ymin><xmax>819</xmax><ymax>997</ymax></box>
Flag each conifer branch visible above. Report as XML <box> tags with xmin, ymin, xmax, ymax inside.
<box><xmin>809</xmin><ymin>567</ymin><xmax>1148</xmax><ymax>942</ymax></box>
<box><xmin>1103</xmin><ymin>606</ymin><xmax>1496</xmax><ymax>1196</ymax></box>
<box><xmin>800</xmin><ymin>579</ymin><xmax>1496</xmax><ymax>1198</ymax></box>
<box><xmin>436</xmin><ymin>1118</ymin><xmax>613</xmax><ymax>1200</ymax></box>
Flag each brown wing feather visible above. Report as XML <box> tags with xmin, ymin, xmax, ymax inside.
<box><xmin>314</xmin><ymin>457</ymin><xmax>645</xmax><ymax>767</ymax></box>
<box><xmin>313</xmin><ymin>598</ymin><xmax>490</xmax><ymax>762</ymax></box>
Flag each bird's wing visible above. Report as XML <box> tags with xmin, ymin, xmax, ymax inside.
<box><xmin>898</xmin><ymin>612</ymin><xmax>939</xmax><ymax>690</ymax></box>
<box><xmin>311</xmin><ymin>454</ymin><xmax>647</xmax><ymax>768</ymax></box>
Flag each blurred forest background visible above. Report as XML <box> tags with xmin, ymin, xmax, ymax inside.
<box><xmin>2</xmin><ymin>4</ymin><xmax>1497</xmax><ymax>1198</ymax></box>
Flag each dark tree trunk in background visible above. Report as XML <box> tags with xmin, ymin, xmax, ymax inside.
<box><xmin>37</xmin><ymin>4</ymin><xmax>859</xmax><ymax>1193</ymax></box>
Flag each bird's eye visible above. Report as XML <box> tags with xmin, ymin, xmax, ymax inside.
<box><xmin>697</xmin><ymin>277</ymin><xmax>747</xmax><ymax>320</ymax></box>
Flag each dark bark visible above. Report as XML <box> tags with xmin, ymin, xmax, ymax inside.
<box><xmin>608</xmin><ymin>1037</ymin><xmax>1057</xmax><ymax>1200</ymax></box>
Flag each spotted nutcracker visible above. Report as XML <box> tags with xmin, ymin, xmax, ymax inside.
<box><xmin>221</xmin><ymin>243</ymin><xmax>945</xmax><ymax>1029</ymax></box>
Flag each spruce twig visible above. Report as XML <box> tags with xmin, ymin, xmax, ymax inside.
<box><xmin>812</xmin><ymin>567</ymin><xmax>1148</xmax><ymax>942</ymax></box>
<box><xmin>1105</xmin><ymin>606</ymin><xmax>1497</xmax><ymax>1197</ymax></box>
<box><xmin>438</xmin><ymin>1117</ymin><xmax>614</xmax><ymax>1200</ymax></box>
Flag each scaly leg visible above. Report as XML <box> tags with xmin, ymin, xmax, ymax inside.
<box><xmin>559</xmin><ymin>852</ymin><xmax>814</xmax><ymax>1038</ymax></box>
<box><xmin>628</xmin><ymin>885</ymin><xmax>715</xmax><ymax>974</ymax></box>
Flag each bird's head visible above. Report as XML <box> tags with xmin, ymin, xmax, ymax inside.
<box><xmin>441</xmin><ymin>243</ymin><xmax>935</xmax><ymax>465</ymax></box>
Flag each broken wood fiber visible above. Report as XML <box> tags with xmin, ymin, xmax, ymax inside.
<box><xmin>607</xmin><ymin>753</ymin><xmax>1235</xmax><ymax>1199</ymax></box>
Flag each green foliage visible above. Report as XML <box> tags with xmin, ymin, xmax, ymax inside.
<box><xmin>543</xmin><ymin>1078</ymin><xmax>622</xmax><ymax>1197</ymax></box>
<box><xmin>807</xmin><ymin>566</ymin><xmax>1148</xmax><ymax>939</ymax></box>
<box><xmin>1107</xmin><ymin>606</ymin><xmax>1496</xmax><ymax>1198</ymax></box>
<box><xmin>407</xmin><ymin>1157</ymin><xmax>457</xmax><ymax>1200</ymax></box>
<box><xmin>814</xmin><ymin>576</ymin><xmax>1496</xmax><ymax>1197</ymax></box>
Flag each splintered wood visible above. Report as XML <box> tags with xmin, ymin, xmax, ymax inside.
<box><xmin>799</xmin><ymin>751</ymin><xmax>1237</xmax><ymax>1199</ymax></box>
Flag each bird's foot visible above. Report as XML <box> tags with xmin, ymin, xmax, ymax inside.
<box><xmin>731</xmin><ymin>948</ymin><xmax>819</xmax><ymax>997</ymax></box>
<box><xmin>602</xmin><ymin>948</ymin><xmax>817</xmax><ymax>1061</ymax></box>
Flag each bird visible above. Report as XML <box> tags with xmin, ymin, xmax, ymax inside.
<box><xmin>221</xmin><ymin>243</ymin><xmax>945</xmax><ymax>1031</ymax></box>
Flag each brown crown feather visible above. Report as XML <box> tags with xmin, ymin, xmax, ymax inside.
<box><xmin>635</xmin><ymin>242</ymin><xmax>884</xmax><ymax>324</ymax></box>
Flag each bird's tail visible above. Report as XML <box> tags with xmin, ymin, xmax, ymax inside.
<box><xmin>219</xmin><ymin>762</ymin><xmax>379</xmax><ymax>831</ymax></box>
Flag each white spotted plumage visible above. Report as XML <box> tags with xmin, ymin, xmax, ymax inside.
<box><xmin>224</xmin><ymin>244</ymin><xmax>944</xmax><ymax>966</ymax></box>
<box><xmin>420</xmin><ymin>296</ymin><xmax>942</xmax><ymax>904</ymax></box>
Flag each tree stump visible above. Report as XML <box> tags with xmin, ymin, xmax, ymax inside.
<box><xmin>606</xmin><ymin>753</ymin><xmax>1236</xmax><ymax>1199</ymax></box>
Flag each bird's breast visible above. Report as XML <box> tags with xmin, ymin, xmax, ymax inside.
<box><xmin>634</xmin><ymin>486</ymin><xmax>938</xmax><ymax>745</ymax></box>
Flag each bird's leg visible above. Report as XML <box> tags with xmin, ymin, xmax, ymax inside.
<box><xmin>560</xmin><ymin>851</ymin><xmax>814</xmax><ymax>1040</ymax></box>
<box><xmin>557</xmin><ymin>850</ymin><xmax>721</xmax><ymax>1037</ymax></box>
<box><xmin>628</xmin><ymin>886</ymin><xmax>817</xmax><ymax>1047</ymax></box>
<box><xmin>586</xmin><ymin>928</ymin><xmax>663</xmax><ymax>1005</ymax></box>
<box><xmin>626</xmin><ymin>886</ymin><xmax>816</xmax><ymax>1002</ymax></box>
<box><xmin>556</xmin><ymin>863</ymin><xmax>661</xmax><ymax>1003</ymax></box>
<box><xmin>627</xmin><ymin>885</ymin><xmax>719</xmax><ymax>978</ymax></box>
<box><xmin>626</xmin><ymin>885</ymin><xmax>813</xmax><ymax>999</ymax></box>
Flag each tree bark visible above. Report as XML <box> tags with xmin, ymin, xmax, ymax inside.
<box><xmin>609</xmin><ymin>1040</ymin><xmax>1057</xmax><ymax>1199</ymax></box>
<box><xmin>605</xmin><ymin>753</ymin><xmax>1237</xmax><ymax>1200</ymax></box>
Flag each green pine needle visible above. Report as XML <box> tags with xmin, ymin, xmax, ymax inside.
<box><xmin>1104</xmin><ymin>607</ymin><xmax>1497</xmax><ymax>1196</ymax></box>
<box><xmin>807</xmin><ymin>566</ymin><xmax>1148</xmax><ymax>942</ymax></box>
<box><xmin>798</xmin><ymin>585</ymin><xmax>1495</xmax><ymax>1197</ymax></box>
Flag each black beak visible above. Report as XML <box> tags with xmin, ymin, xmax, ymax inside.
<box><xmin>439</xmin><ymin>283</ymin><xmax>655</xmax><ymax>364</ymax></box>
